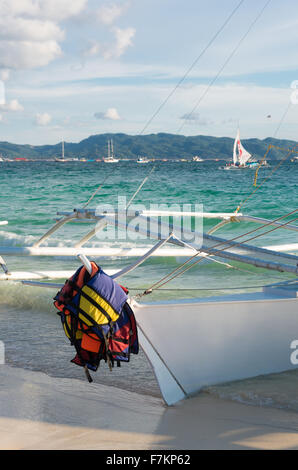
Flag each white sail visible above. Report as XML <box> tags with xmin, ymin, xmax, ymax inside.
<box><xmin>233</xmin><ymin>129</ymin><xmax>252</xmax><ymax>166</ymax></box>
<box><xmin>238</xmin><ymin>140</ymin><xmax>252</xmax><ymax>165</ymax></box>
<box><xmin>233</xmin><ymin>129</ymin><xmax>239</xmax><ymax>164</ymax></box>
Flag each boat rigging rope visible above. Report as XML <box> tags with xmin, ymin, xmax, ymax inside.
<box><xmin>83</xmin><ymin>171</ymin><xmax>113</xmax><ymax>208</ymax></box>
<box><xmin>235</xmin><ymin>144</ymin><xmax>298</xmax><ymax>213</ymax></box>
<box><xmin>173</xmin><ymin>234</ymin><xmax>259</xmax><ymax>275</ymax></box>
<box><xmin>155</xmin><ymin>215</ymin><xmax>298</xmax><ymax>291</ymax></box>
<box><xmin>236</xmin><ymin>92</ymin><xmax>298</xmax><ymax>209</ymax></box>
<box><xmin>135</xmin><ymin>209</ymin><xmax>298</xmax><ymax>298</ymax></box>
<box><xmin>177</xmin><ymin>0</ymin><xmax>272</xmax><ymax>134</ymax></box>
<box><xmin>252</xmin><ymin>144</ymin><xmax>296</xmax><ymax>187</ymax></box>
<box><xmin>138</xmin><ymin>0</ymin><xmax>245</xmax><ymax>136</ymax></box>
<box><xmin>128</xmin><ymin>282</ymin><xmax>296</xmax><ymax>292</ymax></box>
<box><xmin>126</xmin><ymin>166</ymin><xmax>155</xmax><ymax>209</ymax></box>
<box><xmin>83</xmin><ymin>163</ymin><xmax>155</xmax><ymax>210</ymax></box>
<box><xmin>273</xmin><ymin>101</ymin><xmax>293</xmax><ymax>139</ymax></box>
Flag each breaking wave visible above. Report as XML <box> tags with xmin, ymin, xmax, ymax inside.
<box><xmin>0</xmin><ymin>281</ymin><xmax>55</xmax><ymax>313</ymax></box>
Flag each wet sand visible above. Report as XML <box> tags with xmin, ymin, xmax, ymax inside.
<box><xmin>1</xmin><ymin>365</ymin><xmax>298</xmax><ymax>450</ymax></box>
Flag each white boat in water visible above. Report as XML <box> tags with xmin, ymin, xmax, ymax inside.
<box><xmin>103</xmin><ymin>139</ymin><xmax>119</xmax><ymax>163</ymax></box>
<box><xmin>0</xmin><ymin>187</ymin><xmax>297</xmax><ymax>406</ymax></box>
<box><xmin>192</xmin><ymin>155</ymin><xmax>204</xmax><ymax>162</ymax></box>
<box><xmin>54</xmin><ymin>140</ymin><xmax>69</xmax><ymax>162</ymax></box>
<box><xmin>224</xmin><ymin>129</ymin><xmax>258</xmax><ymax>170</ymax></box>
<box><xmin>137</xmin><ymin>157</ymin><xmax>150</xmax><ymax>163</ymax></box>
<box><xmin>132</xmin><ymin>280</ymin><xmax>298</xmax><ymax>405</ymax></box>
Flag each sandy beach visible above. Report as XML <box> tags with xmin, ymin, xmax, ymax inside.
<box><xmin>1</xmin><ymin>365</ymin><xmax>298</xmax><ymax>450</ymax></box>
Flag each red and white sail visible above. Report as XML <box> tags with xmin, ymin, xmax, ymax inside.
<box><xmin>233</xmin><ymin>129</ymin><xmax>252</xmax><ymax>166</ymax></box>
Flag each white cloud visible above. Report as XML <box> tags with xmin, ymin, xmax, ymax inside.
<box><xmin>36</xmin><ymin>112</ymin><xmax>52</xmax><ymax>126</ymax></box>
<box><xmin>0</xmin><ymin>17</ymin><xmax>64</xmax><ymax>42</ymax></box>
<box><xmin>1</xmin><ymin>0</ymin><xmax>87</xmax><ymax>21</ymax></box>
<box><xmin>113</xmin><ymin>26</ymin><xmax>135</xmax><ymax>57</ymax></box>
<box><xmin>0</xmin><ymin>69</ymin><xmax>10</xmax><ymax>81</ymax></box>
<box><xmin>8</xmin><ymin>99</ymin><xmax>24</xmax><ymax>111</ymax></box>
<box><xmin>0</xmin><ymin>41</ymin><xmax>62</xmax><ymax>70</ymax></box>
<box><xmin>0</xmin><ymin>99</ymin><xmax>24</xmax><ymax>111</ymax></box>
<box><xmin>0</xmin><ymin>0</ymin><xmax>87</xmax><ymax>70</ymax></box>
<box><xmin>0</xmin><ymin>80</ymin><xmax>5</xmax><ymax>105</ymax></box>
<box><xmin>96</xmin><ymin>2</ymin><xmax>130</xmax><ymax>25</ymax></box>
<box><xmin>180</xmin><ymin>112</ymin><xmax>214</xmax><ymax>126</ymax></box>
<box><xmin>83</xmin><ymin>41</ymin><xmax>101</xmax><ymax>58</ymax></box>
<box><xmin>82</xmin><ymin>26</ymin><xmax>136</xmax><ymax>61</ymax></box>
<box><xmin>103</xmin><ymin>27</ymin><xmax>135</xmax><ymax>59</ymax></box>
<box><xmin>94</xmin><ymin>108</ymin><xmax>121</xmax><ymax>120</ymax></box>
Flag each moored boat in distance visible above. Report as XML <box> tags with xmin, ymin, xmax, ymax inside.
<box><xmin>192</xmin><ymin>155</ymin><xmax>204</xmax><ymax>162</ymax></box>
<box><xmin>54</xmin><ymin>140</ymin><xmax>67</xmax><ymax>162</ymax></box>
<box><xmin>103</xmin><ymin>139</ymin><xmax>119</xmax><ymax>163</ymax></box>
<box><xmin>103</xmin><ymin>157</ymin><xmax>119</xmax><ymax>163</ymax></box>
<box><xmin>137</xmin><ymin>156</ymin><xmax>150</xmax><ymax>163</ymax></box>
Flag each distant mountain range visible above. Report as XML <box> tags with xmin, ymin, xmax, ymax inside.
<box><xmin>0</xmin><ymin>133</ymin><xmax>297</xmax><ymax>161</ymax></box>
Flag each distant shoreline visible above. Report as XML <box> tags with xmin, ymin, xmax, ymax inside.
<box><xmin>0</xmin><ymin>132</ymin><xmax>296</xmax><ymax>161</ymax></box>
<box><xmin>0</xmin><ymin>157</ymin><xmax>230</xmax><ymax>162</ymax></box>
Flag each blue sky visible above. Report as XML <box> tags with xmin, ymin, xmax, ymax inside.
<box><xmin>0</xmin><ymin>0</ymin><xmax>298</xmax><ymax>145</ymax></box>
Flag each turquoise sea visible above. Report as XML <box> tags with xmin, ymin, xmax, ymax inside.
<box><xmin>0</xmin><ymin>159</ymin><xmax>297</xmax><ymax>407</ymax></box>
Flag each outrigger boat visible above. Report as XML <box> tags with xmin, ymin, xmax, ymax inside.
<box><xmin>0</xmin><ymin>198</ymin><xmax>297</xmax><ymax>406</ymax></box>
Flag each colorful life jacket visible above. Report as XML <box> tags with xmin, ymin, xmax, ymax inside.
<box><xmin>53</xmin><ymin>262</ymin><xmax>139</xmax><ymax>382</ymax></box>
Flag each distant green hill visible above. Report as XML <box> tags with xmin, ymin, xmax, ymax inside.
<box><xmin>0</xmin><ymin>133</ymin><xmax>297</xmax><ymax>160</ymax></box>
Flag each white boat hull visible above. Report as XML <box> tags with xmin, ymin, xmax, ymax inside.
<box><xmin>131</xmin><ymin>284</ymin><xmax>298</xmax><ymax>405</ymax></box>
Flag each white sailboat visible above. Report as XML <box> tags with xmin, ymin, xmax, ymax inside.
<box><xmin>54</xmin><ymin>140</ymin><xmax>67</xmax><ymax>162</ymax></box>
<box><xmin>103</xmin><ymin>139</ymin><xmax>119</xmax><ymax>163</ymax></box>
<box><xmin>224</xmin><ymin>129</ymin><xmax>257</xmax><ymax>170</ymax></box>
